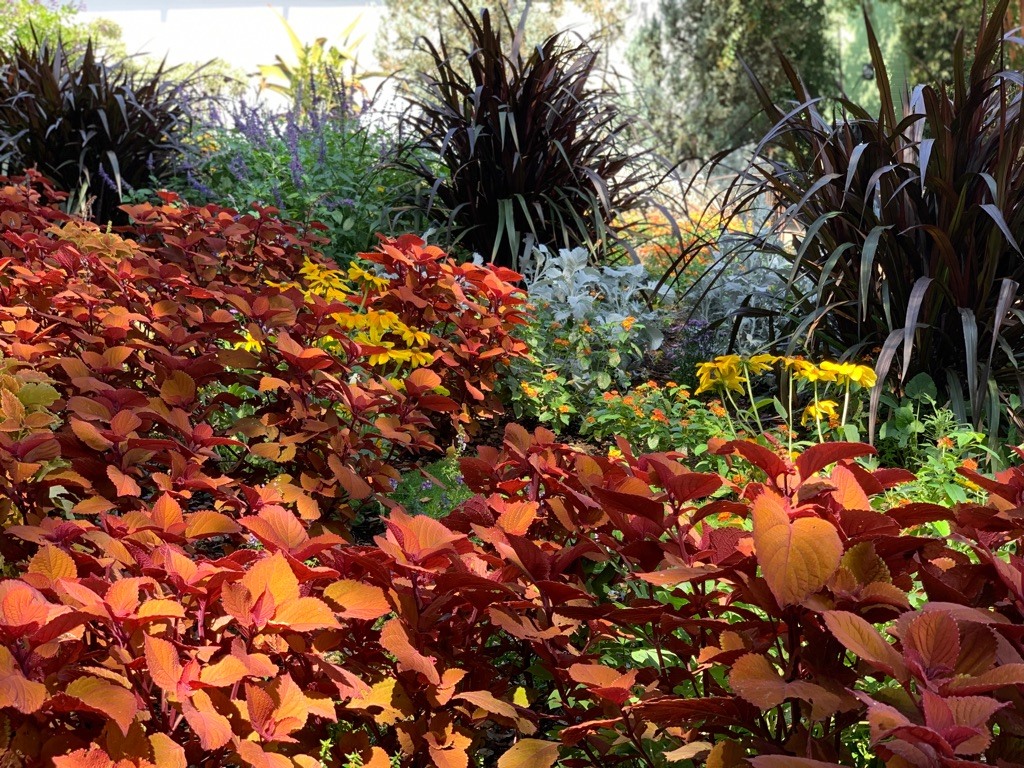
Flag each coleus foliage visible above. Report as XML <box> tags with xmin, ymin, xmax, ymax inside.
<box><xmin>0</xmin><ymin>171</ymin><xmax>527</xmax><ymax>540</ymax></box>
<box><xmin>2</xmin><ymin>173</ymin><xmax>1024</xmax><ymax>766</ymax></box>
<box><xmin>5</xmin><ymin>419</ymin><xmax>1024</xmax><ymax>766</ymax></box>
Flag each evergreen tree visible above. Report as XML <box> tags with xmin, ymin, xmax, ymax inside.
<box><xmin>627</xmin><ymin>0</ymin><xmax>836</xmax><ymax>160</ymax></box>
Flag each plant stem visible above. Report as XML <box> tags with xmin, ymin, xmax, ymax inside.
<box><xmin>744</xmin><ymin>369</ymin><xmax>764</xmax><ymax>435</ymax></box>
<box><xmin>787</xmin><ymin>369</ymin><xmax>795</xmax><ymax>454</ymax></box>
<box><xmin>814</xmin><ymin>382</ymin><xmax>824</xmax><ymax>443</ymax></box>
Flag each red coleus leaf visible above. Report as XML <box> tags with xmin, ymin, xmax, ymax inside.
<box><xmin>567</xmin><ymin>663</ymin><xmax>638</xmax><ymax>705</ymax></box>
<box><xmin>714</xmin><ymin>440</ymin><xmax>791</xmax><ymax>488</ymax></box>
<box><xmin>796</xmin><ymin>442</ymin><xmax>876</xmax><ymax>481</ymax></box>
<box><xmin>902</xmin><ymin>611</ymin><xmax>961</xmax><ymax>682</ymax></box>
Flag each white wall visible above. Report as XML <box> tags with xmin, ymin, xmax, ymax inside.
<box><xmin>78</xmin><ymin>0</ymin><xmax>387</xmax><ymax>74</ymax></box>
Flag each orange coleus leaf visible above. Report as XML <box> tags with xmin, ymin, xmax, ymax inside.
<box><xmin>823</xmin><ymin>610</ymin><xmax>908</xmax><ymax>682</ymax></box>
<box><xmin>0</xmin><ymin>580</ymin><xmax>56</xmax><ymax>632</ymax></box>
<box><xmin>829</xmin><ymin>464</ymin><xmax>872</xmax><ymax>512</ymax></box>
<box><xmin>184</xmin><ymin>510</ymin><xmax>240</xmax><ymax>539</ymax></box>
<box><xmin>70</xmin><ymin>418</ymin><xmax>114</xmax><ymax>451</ymax></box>
<box><xmin>752</xmin><ymin>489</ymin><xmax>841</xmax><ymax>606</ymax></box>
<box><xmin>405</xmin><ymin>367</ymin><xmax>442</xmax><ymax>391</ymax></box>
<box><xmin>455</xmin><ymin>690</ymin><xmax>530</xmax><ymax>732</ymax></box>
<box><xmin>376</xmin><ymin>508</ymin><xmax>468</xmax><ymax>566</ymax></box>
<box><xmin>269</xmin><ymin>596</ymin><xmax>341</xmax><ymax>632</ymax></box>
<box><xmin>239</xmin><ymin>505</ymin><xmax>308</xmax><ymax>553</ymax></box>
<box><xmin>380</xmin><ymin>617</ymin><xmax>440</xmax><ymax>686</ymax></box>
<box><xmin>494</xmin><ymin>499</ymin><xmax>539</xmax><ymax>536</ymax></box>
<box><xmin>198</xmin><ymin>655</ymin><xmax>250</xmax><ymax>688</ymax></box>
<box><xmin>567</xmin><ymin>663</ymin><xmax>638</xmax><ymax>705</ymax></box>
<box><xmin>496</xmin><ymin>739</ymin><xmax>560</xmax><ymax>768</ymax></box>
<box><xmin>323</xmin><ymin>580</ymin><xmax>391</xmax><ymax>621</ymax></box>
<box><xmin>150</xmin><ymin>494</ymin><xmax>185</xmax><ymax>533</ymax></box>
<box><xmin>0</xmin><ymin>645</ymin><xmax>47</xmax><ymax>714</ymax></box>
<box><xmin>181</xmin><ymin>689</ymin><xmax>233</xmax><ymax>750</ymax></box>
<box><xmin>728</xmin><ymin>653</ymin><xmax>843</xmax><ymax>721</ymax></box>
<box><xmin>233</xmin><ymin>740</ymin><xmax>292</xmax><ymax>768</ymax></box>
<box><xmin>105</xmin><ymin>578</ymin><xmax>146</xmax><ymax>618</ymax></box>
<box><xmin>109</xmin><ymin>409</ymin><xmax>142</xmax><ymax>437</ymax></box>
<box><xmin>328</xmin><ymin>458</ymin><xmax>374</xmax><ymax>500</ymax></box>
<box><xmin>160</xmin><ymin>370</ymin><xmax>196</xmax><ymax>406</ymax></box>
<box><xmin>345</xmin><ymin>677</ymin><xmax>413</xmax><ymax>726</ymax></box>
<box><xmin>144</xmin><ymin>634</ymin><xmax>183</xmax><ymax>696</ymax></box>
<box><xmin>135</xmin><ymin>599</ymin><xmax>186</xmax><ymax>622</ymax></box>
<box><xmin>241</xmin><ymin>552</ymin><xmax>300</xmax><ymax>608</ymax></box>
<box><xmin>51</xmin><ymin>748</ymin><xmax>121</xmax><ymax>768</ymax></box>
<box><xmin>149</xmin><ymin>733</ymin><xmax>187</xmax><ymax>768</ymax></box>
<box><xmin>63</xmin><ymin>675</ymin><xmax>138</xmax><ymax>735</ymax></box>
<box><xmin>107</xmin><ymin>466</ymin><xmax>142</xmax><ymax>498</ymax></box>
<box><xmin>24</xmin><ymin>544</ymin><xmax>77</xmax><ymax>589</ymax></box>
<box><xmin>246</xmin><ymin>674</ymin><xmax>309</xmax><ymax>743</ymax></box>
<box><xmin>424</xmin><ymin>719</ymin><xmax>472</xmax><ymax>768</ymax></box>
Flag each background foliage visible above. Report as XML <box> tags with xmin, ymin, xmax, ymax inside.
<box><xmin>627</xmin><ymin>0</ymin><xmax>837</xmax><ymax>158</ymax></box>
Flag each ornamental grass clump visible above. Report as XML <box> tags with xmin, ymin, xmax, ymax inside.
<box><xmin>399</xmin><ymin>0</ymin><xmax>660</xmax><ymax>268</ymax></box>
<box><xmin>0</xmin><ymin>37</ymin><xmax>199</xmax><ymax>225</ymax></box>
<box><xmin>729</xmin><ymin>0</ymin><xmax>1024</xmax><ymax>442</ymax></box>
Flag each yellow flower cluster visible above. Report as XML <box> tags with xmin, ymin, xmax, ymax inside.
<box><xmin>696</xmin><ymin>354</ymin><xmax>877</xmax><ymax>395</ymax></box>
<box><xmin>254</xmin><ymin>258</ymin><xmax>435</xmax><ymax>369</ymax></box>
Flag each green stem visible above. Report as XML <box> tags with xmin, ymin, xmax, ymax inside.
<box><xmin>814</xmin><ymin>382</ymin><xmax>824</xmax><ymax>443</ymax></box>
<box><xmin>787</xmin><ymin>369</ymin><xmax>795</xmax><ymax>454</ymax></box>
<box><xmin>744</xmin><ymin>368</ymin><xmax>764</xmax><ymax>435</ymax></box>
<box><xmin>722</xmin><ymin>388</ymin><xmax>742</xmax><ymax>438</ymax></box>
<box><xmin>841</xmin><ymin>380</ymin><xmax>851</xmax><ymax>428</ymax></box>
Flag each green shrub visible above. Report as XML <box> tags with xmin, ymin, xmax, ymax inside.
<box><xmin>499</xmin><ymin>246</ymin><xmax>665</xmax><ymax>429</ymax></box>
<box><xmin>178</xmin><ymin>113</ymin><xmax>418</xmax><ymax>265</ymax></box>
<box><xmin>386</xmin><ymin>455</ymin><xmax>473</xmax><ymax>519</ymax></box>
<box><xmin>0</xmin><ymin>0</ymin><xmax>123</xmax><ymax>55</ymax></box>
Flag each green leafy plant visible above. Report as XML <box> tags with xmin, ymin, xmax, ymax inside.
<box><xmin>178</xmin><ymin>116</ymin><xmax>418</xmax><ymax>264</ymax></box>
<box><xmin>0</xmin><ymin>0</ymin><xmax>123</xmax><ymax>55</ymax></box>
<box><xmin>581</xmin><ymin>380</ymin><xmax>734</xmax><ymax>466</ymax></box>
<box><xmin>728</xmin><ymin>0</ymin><xmax>1024</xmax><ymax>442</ymax></box>
<box><xmin>399</xmin><ymin>0</ymin><xmax>660</xmax><ymax>268</ymax></box>
<box><xmin>499</xmin><ymin>246</ymin><xmax>664</xmax><ymax>429</ymax></box>
<box><xmin>257</xmin><ymin>10</ymin><xmax>368</xmax><ymax>122</ymax></box>
<box><xmin>872</xmin><ymin>373</ymin><xmax>994</xmax><ymax>506</ymax></box>
<box><xmin>385</xmin><ymin>454</ymin><xmax>473</xmax><ymax>519</ymax></box>
<box><xmin>0</xmin><ymin>37</ymin><xmax>200</xmax><ymax>224</ymax></box>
